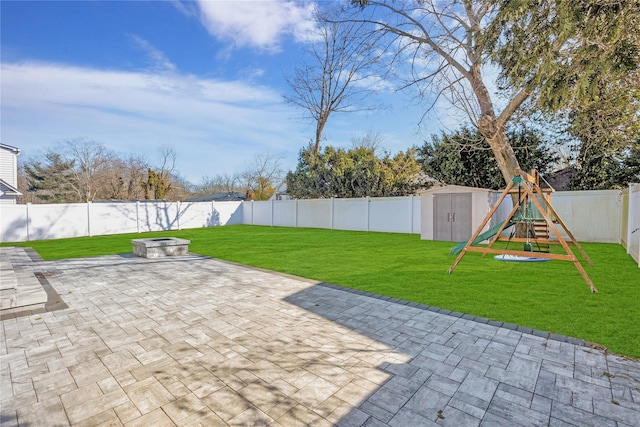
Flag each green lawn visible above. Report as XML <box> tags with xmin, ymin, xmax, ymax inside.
<box><xmin>3</xmin><ymin>225</ymin><xmax>639</xmax><ymax>358</ymax></box>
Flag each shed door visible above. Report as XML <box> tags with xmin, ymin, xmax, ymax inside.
<box><xmin>433</xmin><ymin>193</ymin><xmax>472</xmax><ymax>241</ymax></box>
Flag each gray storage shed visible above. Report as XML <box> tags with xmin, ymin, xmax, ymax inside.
<box><xmin>420</xmin><ymin>185</ymin><xmax>501</xmax><ymax>242</ymax></box>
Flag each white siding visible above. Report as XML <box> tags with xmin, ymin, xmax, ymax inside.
<box><xmin>0</xmin><ymin>148</ymin><xmax>17</xmax><ymax>185</ymax></box>
<box><xmin>0</xmin><ymin>145</ymin><xmax>19</xmax><ymax>204</ymax></box>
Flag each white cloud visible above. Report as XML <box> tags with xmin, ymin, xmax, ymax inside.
<box><xmin>196</xmin><ymin>0</ymin><xmax>317</xmax><ymax>52</ymax></box>
<box><xmin>0</xmin><ymin>62</ymin><xmax>307</xmax><ymax>181</ymax></box>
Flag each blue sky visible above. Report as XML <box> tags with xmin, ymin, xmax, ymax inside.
<box><xmin>1</xmin><ymin>0</ymin><xmax>458</xmax><ymax>183</ymax></box>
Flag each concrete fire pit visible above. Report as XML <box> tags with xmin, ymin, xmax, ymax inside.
<box><xmin>132</xmin><ymin>237</ymin><xmax>190</xmax><ymax>258</ymax></box>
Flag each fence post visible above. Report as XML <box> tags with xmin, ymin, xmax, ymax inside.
<box><xmin>331</xmin><ymin>198</ymin><xmax>335</xmax><ymax>229</ymax></box>
<box><xmin>628</xmin><ymin>183</ymin><xmax>640</xmax><ymax>267</ymax></box>
<box><xmin>271</xmin><ymin>199</ymin><xmax>274</xmax><ymax>227</ymax></box>
<box><xmin>26</xmin><ymin>203</ymin><xmax>31</xmax><ymax>241</ymax></box>
<box><xmin>295</xmin><ymin>199</ymin><xmax>298</xmax><ymax>228</ymax></box>
<box><xmin>177</xmin><ymin>201</ymin><xmax>181</xmax><ymax>230</ymax></box>
<box><xmin>410</xmin><ymin>195</ymin><xmax>414</xmax><ymax>234</ymax></box>
<box><xmin>367</xmin><ymin>197</ymin><xmax>371</xmax><ymax>232</ymax></box>
<box><xmin>87</xmin><ymin>202</ymin><xmax>92</xmax><ymax>237</ymax></box>
<box><xmin>136</xmin><ymin>201</ymin><xmax>141</xmax><ymax>233</ymax></box>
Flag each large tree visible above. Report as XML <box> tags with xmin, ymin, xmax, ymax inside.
<box><xmin>567</xmin><ymin>140</ymin><xmax>640</xmax><ymax>190</ymax></box>
<box><xmin>141</xmin><ymin>146</ymin><xmax>177</xmax><ymax>200</ymax></box>
<box><xmin>284</xmin><ymin>7</ymin><xmax>380</xmax><ymax>153</ymax></box>
<box><xmin>101</xmin><ymin>154</ymin><xmax>149</xmax><ymax>200</ymax></box>
<box><xmin>350</xmin><ymin>0</ymin><xmax>639</xmax><ymax>185</ymax></box>
<box><xmin>64</xmin><ymin>138</ymin><xmax>115</xmax><ymax>202</ymax></box>
<box><xmin>418</xmin><ymin>127</ymin><xmax>559</xmax><ymax>189</ymax></box>
<box><xmin>241</xmin><ymin>152</ymin><xmax>284</xmax><ymax>201</ymax></box>
<box><xmin>286</xmin><ymin>144</ymin><xmax>422</xmax><ymax>199</ymax></box>
<box><xmin>24</xmin><ymin>152</ymin><xmax>78</xmax><ymax>203</ymax></box>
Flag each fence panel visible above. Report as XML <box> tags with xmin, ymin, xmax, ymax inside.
<box><xmin>273</xmin><ymin>200</ymin><xmax>297</xmax><ymax>227</ymax></box>
<box><xmin>0</xmin><ymin>204</ymin><xmax>28</xmax><ymax>242</ymax></box>
<box><xmin>0</xmin><ymin>200</ymin><xmax>243</xmax><ymax>242</ymax></box>
<box><xmin>552</xmin><ymin>190</ymin><xmax>621</xmax><ymax>243</ymax></box>
<box><xmin>89</xmin><ymin>203</ymin><xmax>138</xmax><ymax>236</ymax></box>
<box><xmin>250</xmin><ymin>201</ymin><xmax>273</xmax><ymax>226</ymax></box>
<box><xmin>135</xmin><ymin>202</ymin><xmax>178</xmax><ymax>232</ymax></box>
<box><xmin>28</xmin><ymin>204</ymin><xmax>89</xmax><ymax>241</ymax></box>
<box><xmin>621</xmin><ymin>189</ymin><xmax>629</xmax><ymax>249</ymax></box>
<box><xmin>297</xmin><ymin>199</ymin><xmax>332</xmax><ymax>229</ymax></box>
<box><xmin>213</xmin><ymin>201</ymin><xmax>243</xmax><ymax>226</ymax></box>
<box><xmin>369</xmin><ymin>196</ymin><xmax>416</xmax><ymax>234</ymax></box>
<box><xmin>178</xmin><ymin>202</ymin><xmax>216</xmax><ymax>229</ymax></box>
<box><xmin>333</xmin><ymin>198</ymin><xmax>368</xmax><ymax>231</ymax></box>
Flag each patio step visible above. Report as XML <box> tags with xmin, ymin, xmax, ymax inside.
<box><xmin>0</xmin><ymin>248</ymin><xmax>48</xmax><ymax>314</ymax></box>
<box><xmin>1</xmin><ymin>258</ymin><xmax>17</xmax><ymax>290</ymax></box>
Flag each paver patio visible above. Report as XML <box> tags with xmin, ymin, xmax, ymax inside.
<box><xmin>1</xmin><ymin>246</ymin><xmax>639</xmax><ymax>426</ymax></box>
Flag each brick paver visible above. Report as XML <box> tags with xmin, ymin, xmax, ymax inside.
<box><xmin>1</xmin><ymin>247</ymin><xmax>639</xmax><ymax>426</ymax></box>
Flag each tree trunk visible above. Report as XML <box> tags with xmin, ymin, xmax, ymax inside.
<box><xmin>314</xmin><ymin>113</ymin><xmax>329</xmax><ymax>154</ymax></box>
<box><xmin>473</xmin><ymin>82</ymin><xmax>520</xmax><ymax>186</ymax></box>
<box><xmin>475</xmin><ymin>97</ymin><xmax>524</xmax><ymax>237</ymax></box>
<box><xmin>482</xmin><ymin>125</ymin><xmax>520</xmax><ymax>185</ymax></box>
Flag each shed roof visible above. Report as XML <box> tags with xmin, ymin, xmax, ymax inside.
<box><xmin>419</xmin><ymin>184</ymin><xmax>496</xmax><ymax>195</ymax></box>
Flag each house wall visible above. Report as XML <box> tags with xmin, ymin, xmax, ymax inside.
<box><xmin>0</xmin><ymin>147</ymin><xmax>17</xmax><ymax>185</ymax></box>
<box><xmin>0</xmin><ymin>145</ymin><xmax>19</xmax><ymax>204</ymax></box>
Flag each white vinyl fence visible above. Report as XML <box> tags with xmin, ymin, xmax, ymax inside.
<box><xmin>242</xmin><ymin>196</ymin><xmax>421</xmax><ymax>234</ymax></box>
<box><xmin>0</xmin><ymin>201</ymin><xmax>242</xmax><ymax>242</ymax></box>
<box><xmin>538</xmin><ymin>190</ymin><xmax>622</xmax><ymax>244</ymax></box>
<box><xmin>1</xmin><ymin>189</ymin><xmax>638</xmax><ymax>267</ymax></box>
<box><xmin>626</xmin><ymin>184</ymin><xmax>640</xmax><ymax>266</ymax></box>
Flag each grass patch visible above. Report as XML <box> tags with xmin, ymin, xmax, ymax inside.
<box><xmin>3</xmin><ymin>225</ymin><xmax>639</xmax><ymax>358</ymax></box>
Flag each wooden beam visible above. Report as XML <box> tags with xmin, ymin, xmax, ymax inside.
<box><xmin>446</xmin><ymin>169</ymin><xmax>597</xmax><ymax>293</ymax></box>
<box><xmin>448</xmin><ymin>180</ymin><xmax>516</xmax><ymax>274</ymax></box>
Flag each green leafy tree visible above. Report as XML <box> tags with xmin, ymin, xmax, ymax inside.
<box><xmin>286</xmin><ymin>144</ymin><xmax>422</xmax><ymax>198</ymax></box>
<box><xmin>418</xmin><ymin>127</ymin><xmax>559</xmax><ymax>189</ymax></box>
<box><xmin>24</xmin><ymin>152</ymin><xmax>78</xmax><ymax>203</ymax></box>
<box><xmin>567</xmin><ymin>140</ymin><xmax>640</xmax><ymax>190</ymax></box>
<box><xmin>348</xmin><ymin>0</ymin><xmax>639</xmax><ymax>186</ymax></box>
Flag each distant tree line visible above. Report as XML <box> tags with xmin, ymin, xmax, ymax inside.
<box><xmin>18</xmin><ymin>139</ymin><xmax>286</xmax><ymax>204</ymax></box>
<box><xmin>20</xmin><ymin>139</ymin><xmax>163</xmax><ymax>204</ymax></box>
<box><xmin>18</xmin><ymin>128</ymin><xmax>639</xmax><ymax>205</ymax></box>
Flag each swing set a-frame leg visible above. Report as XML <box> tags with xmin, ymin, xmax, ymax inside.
<box><xmin>525</xmin><ymin>183</ymin><xmax>598</xmax><ymax>293</ymax></box>
<box><xmin>448</xmin><ymin>180</ymin><xmax>516</xmax><ymax>274</ymax></box>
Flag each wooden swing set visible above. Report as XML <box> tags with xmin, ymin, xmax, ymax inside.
<box><xmin>448</xmin><ymin>169</ymin><xmax>597</xmax><ymax>293</ymax></box>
